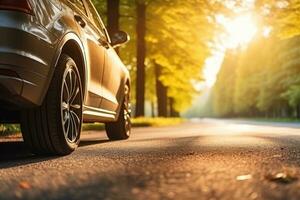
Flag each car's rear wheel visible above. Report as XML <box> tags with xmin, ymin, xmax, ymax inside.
<box><xmin>21</xmin><ymin>54</ymin><xmax>83</xmax><ymax>155</ymax></box>
<box><xmin>105</xmin><ymin>84</ymin><xmax>131</xmax><ymax>140</ymax></box>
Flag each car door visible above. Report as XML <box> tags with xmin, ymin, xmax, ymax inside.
<box><xmin>101</xmin><ymin>47</ymin><xmax>124</xmax><ymax>113</ymax></box>
<box><xmin>83</xmin><ymin>0</ymin><xmax>122</xmax><ymax>113</ymax></box>
<box><xmin>67</xmin><ymin>0</ymin><xmax>105</xmax><ymax>108</ymax></box>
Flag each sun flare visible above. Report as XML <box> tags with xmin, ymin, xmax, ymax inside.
<box><xmin>203</xmin><ymin>14</ymin><xmax>259</xmax><ymax>87</ymax></box>
<box><xmin>217</xmin><ymin>14</ymin><xmax>258</xmax><ymax>49</ymax></box>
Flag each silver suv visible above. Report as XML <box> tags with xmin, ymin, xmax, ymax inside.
<box><xmin>0</xmin><ymin>0</ymin><xmax>131</xmax><ymax>155</ymax></box>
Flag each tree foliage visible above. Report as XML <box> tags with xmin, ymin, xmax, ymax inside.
<box><xmin>92</xmin><ymin>0</ymin><xmax>217</xmax><ymax>115</ymax></box>
<box><xmin>213</xmin><ymin>35</ymin><xmax>300</xmax><ymax>118</ymax></box>
<box><xmin>255</xmin><ymin>0</ymin><xmax>300</xmax><ymax>38</ymax></box>
<box><xmin>211</xmin><ymin>0</ymin><xmax>300</xmax><ymax>118</ymax></box>
<box><xmin>146</xmin><ymin>0</ymin><xmax>216</xmax><ymax>111</ymax></box>
<box><xmin>213</xmin><ymin>50</ymin><xmax>237</xmax><ymax>117</ymax></box>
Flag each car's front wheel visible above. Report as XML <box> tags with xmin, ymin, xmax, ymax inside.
<box><xmin>21</xmin><ymin>54</ymin><xmax>83</xmax><ymax>155</ymax></box>
<box><xmin>105</xmin><ymin>84</ymin><xmax>131</xmax><ymax>140</ymax></box>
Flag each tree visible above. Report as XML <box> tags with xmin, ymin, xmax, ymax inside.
<box><xmin>146</xmin><ymin>0</ymin><xmax>216</xmax><ymax>114</ymax></box>
<box><xmin>154</xmin><ymin>61</ymin><xmax>168</xmax><ymax>117</ymax></box>
<box><xmin>135</xmin><ymin>0</ymin><xmax>147</xmax><ymax>117</ymax></box>
<box><xmin>255</xmin><ymin>0</ymin><xmax>300</xmax><ymax>38</ymax></box>
<box><xmin>233</xmin><ymin>37</ymin><xmax>269</xmax><ymax>116</ymax></box>
<box><xmin>92</xmin><ymin>0</ymin><xmax>106</xmax><ymax>21</ymax></box>
<box><xmin>213</xmin><ymin>50</ymin><xmax>238</xmax><ymax>117</ymax></box>
<box><xmin>93</xmin><ymin>0</ymin><xmax>220</xmax><ymax>117</ymax></box>
<box><xmin>279</xmin><ymin>36</ymin><xmax>300</xmax><ymax>117</ymax></box>
<box><xmin>107</xmin><ymin>0</ymin><xmax>120</xmax><ymax>36</ymax></box>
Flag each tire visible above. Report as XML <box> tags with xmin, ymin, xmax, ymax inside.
<box><xmin>105</xmin><ymin>84</ymin><xmax>131</xmax><ymax>140</ymax></box>
<box><xmin>21</xmin><ymin>54</ymin><xmax>83</xmax><ymax>155</ymax></box>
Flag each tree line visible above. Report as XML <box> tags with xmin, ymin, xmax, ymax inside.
<box><xmin>212</xmin><ymin>0</ymin><xmax>300</xmax><ymax>118</ymax></box>
<box><xmin>92</xmin><ymin>0</ymin><xmax>300</xmax><ymax>119</ymax></box>
<box><xmin>91</xmin><ymin>0</ymin><xmax>220</xmax><ymax>117</ymax></box>
<box><xmin>213</xmin><ymin>35</ymin><xmax>300</xmax><ymax>118</ymax></box>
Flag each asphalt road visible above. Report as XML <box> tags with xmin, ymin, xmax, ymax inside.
<box><xmin>1</xmin><ymin>119</ymin><xmax>300</xmax><ymax>200</ymax></box>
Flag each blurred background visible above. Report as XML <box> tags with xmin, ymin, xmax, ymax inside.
<box><xmin>90</xmin><ymin>0</ymin><xmax>300</xmax><ymax>121</ymax></box>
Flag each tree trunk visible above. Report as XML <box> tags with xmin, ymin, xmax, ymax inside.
<box><xmin>151</xmin><ymin>101</ymin><xmax>155</xmax><ymax>117</ymax></box>
<box><xmin>107</xmin><ymin>0</ymin><xmax>120</xmax><ymax>53</ymax></box>
<box><xmin>107</xmin><ymin>0</ymin><xmax>119</xmax><ymax>35</ymax></box>
<box><xmin>155</xmin><ymin>63</ymin><xmax>168</xmax><ymax>117</ymax></box>
<box><xmin>169</xmin><ymin>98</ymin><xmax>180</xmax><ymax>117</ymax></box>
<box><xmin>135</xmin><ymin>1</ymin><xmax>146</xmax><ymax>117</ymax></box>
<box><xmin>297</xmin><ymin>104</ymin><xmax>300</xmax><ymax>118</ymax></box>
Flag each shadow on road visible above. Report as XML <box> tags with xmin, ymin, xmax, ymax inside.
<box><xmin>79</xmin><ymin>139</ymin><xmax>110</xmax><ymax>147</ymax></box>
<box><xmin>0</xmin><ymin>141</ymin><xmax>55</xmax><ymax>169</ymax></box>
<box><xmin>0</xmin><ymin>141</ymin><xmax>33</xmax><ymax>160</ymax></box>
<box><xmin>0</xmin><ymin>139</ymin><xmax>110</xmax><ymax>169</ymax></box>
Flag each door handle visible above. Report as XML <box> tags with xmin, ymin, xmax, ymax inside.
<box><xmin>74</xmin><ymin>15</ymin><xmax>86</xmax><ymax>28</ymax></box>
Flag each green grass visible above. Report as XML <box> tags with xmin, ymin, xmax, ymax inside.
<box><xmin>83</xmin><ymin>117</ymin><xmax>184</xmax><ymax>131</ymax></box>
<box><xmin>82</xmin><ymin>123</ymin><xmax>105</xmax><ymax>131</ymax></box>
<box><xmin>238</xmin><ymin>118</ymin><xmax>300</xmax><ymax>123</ymax></box>
<box><xmin>0</xmin><ymin>118</ymin><xmax>184</xmax><ymax>136</ymax></box>
<box><xmin>0</xmin><ymin>124</ymin><xmax>20</xmax><ymax>136</ymax></box>
<box><xmin>131</xmin><ymin>117</ymin><xmax>184</xmax><ymax>127</ymax></box>
<box><xmin>252</xmin><ymin>118</ymin><xmax>300</xmax><ymax>123</ymax></box>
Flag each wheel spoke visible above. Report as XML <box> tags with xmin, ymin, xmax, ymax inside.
<box><xmin>62</xmin><ymin>101</ymin><xmax>69</xmax><ymax>111</ymax></box>
<box><xmin>63</xmin><ymin>112</ymin><xmax>69</xmax><ymax>124</ymax></box>
<box><xmin>64</xmin><ymin>116</ymin><xmax>70</xmax><ymax>138</ymax></box>
<box><xmin>123</xmin><ymin>87</ymin><xmax>131</xmax><ymax>137</ymax></box>
<box><xmin>71</xmin><ymin>71</ymin><xmax>78</xmax><ymax>99</ymax></box>
<box><xmin>70</xmin><ymin>104</ymin><xmax>81</xmax><ymax>110</ymax></box>
<box><xmin>123</xmin><ymin>88</ymin><xmax>131</xmax><ymax>136</ymax></box>
<box><xmin>71</xmin><ymin>110</ymin><xmax>80</xmax><ymax>125</ymax></box>
<box><xmin>69</xmin><ymin>114</ymin><xmax>74</xmax><ymax>141</ymax></box>
<box><xmin>124</xmin><ymin>101</ymin><xmax>132</xmax><ymax>116</ymax></box>
<box><xmin>70</xmin><ymin>111</ymin><xmax>79</xmax><ymax>140</ymax></box>
<box><xmin>70</xmin><ymin>87</ymin><xmax>79</xmax><ymax>104</ymax></box>
<box><xmin>63</xmin><ymin>80</ymin><xmax>70</xmax><ymax>101</ymax></box>
<box><xmin>74</xmin><ymin>114</ymin><xmax>78</xmax><ymax>141</ymax></box>
<box><xmin>68</xmin><ymin>70</ymin><xmax>73</xmax><ymax>101</ymax></box>
<box><xmin>73</xmin><ymin>71</ymin><xmax>78</xmax><ymax>94</ymax></box>
<box><xmin>61</xmin><ymin>65</ymin><xmax>82</xmax><ymax>143</ymax></box>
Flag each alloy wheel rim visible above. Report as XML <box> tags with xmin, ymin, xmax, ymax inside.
<box><xmin>124</xmin><ymin>85</ymin><xmax>131</xmax><ymax>136</ymax></box>
<box><xmin>61</xmin><ymin>66</ymin><xmax>82</xmax><ymax>143</ymax></box>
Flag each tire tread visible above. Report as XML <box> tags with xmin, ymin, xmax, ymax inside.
<box><xmin>21</xmin><ymin>54</ymin><xmax>81</xmax><ymax>155</ymax></box>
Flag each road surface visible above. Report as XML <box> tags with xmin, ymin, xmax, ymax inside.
<box><xmin>0</xmin><ymin>119</ymin><xmax>300</xmax><ymax>200</ymax></box>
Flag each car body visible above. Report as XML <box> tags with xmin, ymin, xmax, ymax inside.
<box><xmin>0</xmin><ymin>0</ymin><xmax>131</xmax><ymax>155</ymax></box>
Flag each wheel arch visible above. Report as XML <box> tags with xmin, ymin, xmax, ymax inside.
<box><xmin>42</xmin><ymin>32</ymin><xmax>88</xmax><ymax>104</ymax></box>
<box><xmin>61</xmin><ymin>40</ymin><xmax>87</xmax><ymax>100</ymax></box>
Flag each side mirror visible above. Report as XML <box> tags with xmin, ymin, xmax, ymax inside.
<box><xmin>110</xmin><ymin>31</ymin><xmax>130</xmax><ymax>48</ymax></box>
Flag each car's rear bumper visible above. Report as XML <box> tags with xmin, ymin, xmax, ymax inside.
<box><xmin>0</xmin><ymin>11</ymin><xmax>57</xmax><ymax>109</ymax></box>
<box><xmin>0</xmin><ymin>67</ymin><xmax>38</xmax><ymax>108</ymax></box>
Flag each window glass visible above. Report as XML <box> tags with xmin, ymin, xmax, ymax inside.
<box><xmin>68</xmin><ymin>0</ymin><xmax>86</xmax><ymax>14</ymax></box>
<box><xmin>49</xmin><ymin>0</ymin><xmax>61</xmax><ymax>8</ymax></box>
<box><xmin>84</xmin><ymin>0</ymin><xmax>106</xmax><ymax>37</ymax></box>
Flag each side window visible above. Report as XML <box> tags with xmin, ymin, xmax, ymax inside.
<box><xmin>49</xmin><ymin>0</ymin><xmax>61</xmax><ymax>9</ymax></box>
<box><xmin>68</xmin><ymin>0</ymin><xmax>87</xmax><ymax>14</ymax></box>
<box><xmin>84</xmin><ymin>0</ymin><xmax>107</xmax><ymax>39</ymax></box>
